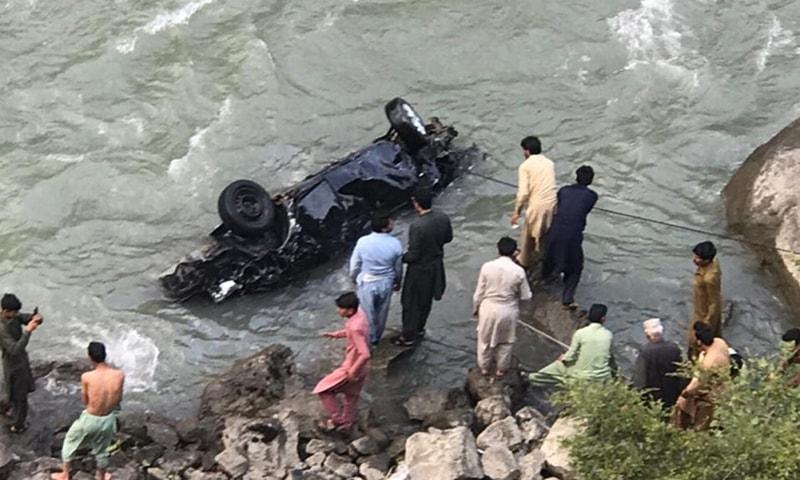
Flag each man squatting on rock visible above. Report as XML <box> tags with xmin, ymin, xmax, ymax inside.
<box><xmin>52</xmin><ymin>341</ymin><xmax>125</xmax><ymax>480</ymax></box>
<box><xmin>473</xmin><ymin>236</ymin><xmax>532</xmax><ymax>379</ymax></box>
<box><xmin>349</xmin><ymin>211</ymin><xmax>403</xmax><ymax>346</ymax></box>
<box><xmin>314</xmin><ymin>292</ymin><xmax>370</xmax><ymax>432</ymax></box>
<box><xmin>0</xmin><ymin>293</ymin><xmax>43</xmax><ymax>433</ymax></box>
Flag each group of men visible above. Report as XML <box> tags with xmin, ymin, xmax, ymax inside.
<box><xmin>0</xmin><ymin>293</ymin><xmax>125</xmax><ymax>480</ymax></box>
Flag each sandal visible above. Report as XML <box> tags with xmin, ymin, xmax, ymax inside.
<box><xmin>391</xmin><ymin>336</ymin><xmax>417</xmax><ymax>347</ymax></box>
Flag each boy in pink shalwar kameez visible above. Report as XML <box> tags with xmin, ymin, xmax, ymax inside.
<box><xmin>313</xmin><ymin>292</ymin><xmax>371</xmax><ymax>431</ymax></box>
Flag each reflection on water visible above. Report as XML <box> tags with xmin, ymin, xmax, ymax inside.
<box><xmin>0</xmin><ymin>0</ymin><xmax>798</xmax><ymax>415</ymax></box>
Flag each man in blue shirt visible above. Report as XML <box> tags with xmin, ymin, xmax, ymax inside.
<box><xmin>542</xmin><ymin>166</ymin><xmax>598</xmax><ymax>309</ymax></box>
<box><xmin>350</xmin><ymin>212</ymin><xmax>403</xmax><ymax>345</ymax></box>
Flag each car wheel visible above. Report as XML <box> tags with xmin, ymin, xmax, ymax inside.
<box><xmin>385</xmin><ymin>97</ymin><xmax>428</xmax><ymax>153</ymax></box>
<box><xmin>217</xmin><ymin>179</ymin><xmax>275</xmax><ymax>237</ymax></box>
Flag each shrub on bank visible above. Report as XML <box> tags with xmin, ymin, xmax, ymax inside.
<box><xmin>552</xmin><ymin>359</ymin><xmax>800</xmax><ymax>480</ymax></box>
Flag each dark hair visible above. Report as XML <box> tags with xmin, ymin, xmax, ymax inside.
<box><xmin>1</xmin><ymin>294</ymin><xmax>21</xmax><ymax>311</ymax></box>
<box><xmin>693</xmin><ymin>321</ymin><xmax>711</xmax><ymax>333</ymax></box>
<box><xmin>88</xmin><ymin>342</ymin><xmax>106</xmax><ymax>363</ymax></box>
<box><xmin>695</xmin><ymin>328</ymin><xmax>714</xmax><ymax>347</ymax></box>
<box><xmin>692</xmin><ymin>241</ymin><xmax>717</xmax><ymax>261</ymax></box>
<box><xmin>497</xmin><ymin>236</ymin><xmax>517</xmax><ymax>257</ymax></box>
<box><xmin>782</xmin><ymin>328</ymin><xmax>800</xmax><ymax>345</ymax></box>
<box><xmin>371</xmin><ymin>211</ymin><xmax>391</xmax><ymax>233</ymax></box>
<box><xmin>413</xmin><ymin>187</ymin><xmax>433</xmax><ymax>210</ymax></box>
<box><xmin>335</xmin><ymin>292</ymin><xmax>359</xmax><ymax>310</ymax></box>
<box><xmin>520</xmin><ymin>136</ymin><xmax>542</xmax><ymax>155</ymax></box>
<box><xmin>576</xmin><ymin>166</ymin><xmax>594</xmax><ymax>186</ymax></box>
<box><xmin>588</xmin><ymin>304</ymin><xmax>607</xmax><ymax>323</ymax></box>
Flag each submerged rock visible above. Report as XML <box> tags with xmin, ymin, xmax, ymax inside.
<box><xmin>724</xmin><ymin>119</ymin><xmax>800</xmax><ymax>318</ymax></box>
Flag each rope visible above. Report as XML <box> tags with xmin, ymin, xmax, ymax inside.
<box><xmin>464</xmin><ymin>170</ymin><xmax>800</xmax><ymax>257</ymax></box>
<box><xmin>517</xmin><ymin>320</ymin><xmax>570</xmax><ymax>350</ymax></box>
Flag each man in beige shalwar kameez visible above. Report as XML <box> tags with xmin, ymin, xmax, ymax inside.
<box><xmin>511</xmin><ymin>136</ymin><xmax>557</xmax><ymax>269</ymax></box>
<box><xmin>473</xmin><ymin>237</ymin><xmax>532</xmax><ymax>378</ymax></box>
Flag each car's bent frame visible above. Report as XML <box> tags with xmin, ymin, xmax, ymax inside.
<box><xmin>160</xmin><ymin>98</ymin><xmax>483</xmax><ymax>303</ymax></box>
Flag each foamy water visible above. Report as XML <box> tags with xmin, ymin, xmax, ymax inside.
<box><xmin>756</xmin><ymin>15</ymin><xmax>795</xmax><ymax>72</ymax></box>
<box><xmin>116</xmin><ymin>0</ymin><xmax>216</xmax><ymax>54</ymax></box>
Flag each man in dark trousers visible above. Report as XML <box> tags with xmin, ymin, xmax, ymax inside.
<box><xmin>393</xmin><ymin>188</ymin><xmax>453</xmax><ymax>346</ymax></box>
<box><xmin>0</xmin><ymin>293</ymin><xmax>43</xmax><ymax>433</ymax></box>
<box><xmin>632</xmin><ymin>318</ymin><xmax>683</xmax><ymax>410</ymax></box>
<box><xmin>542</xmin><ymin>165</ymin><xmax>598</xmax><ymax>309</ymax></box>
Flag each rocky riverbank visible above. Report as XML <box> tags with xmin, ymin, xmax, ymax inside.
<box><xmin>1</xmin><ymin>292</ymin><xmax>585</xmax><ymax>480</ymax></box>
<box><xmin>724</xmin><ymin>118</ymin><xmax>800</xmax><ymax>320</ymax></box>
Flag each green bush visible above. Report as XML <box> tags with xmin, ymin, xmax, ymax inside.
<box><xmin>552</xmin><ymin>359</ymin><xmax>800</xmax><ymax>480</ymax></box>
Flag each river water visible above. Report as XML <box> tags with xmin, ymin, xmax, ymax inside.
<box><xmin>1</xmin><ymin>0</ymin><xmax>798</xmax><ymax>416</ymax></box>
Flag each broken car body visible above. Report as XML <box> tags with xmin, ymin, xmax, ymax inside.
<box><xmin>160</xmin><ymin>98</ymin><xmax>482</xmax><ymax>302</ymax></box>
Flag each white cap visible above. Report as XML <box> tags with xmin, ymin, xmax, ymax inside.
<box><xmin>643</xmin><ymin>318</ymin><xmax>664</xmax><ymax>336</ymax></box>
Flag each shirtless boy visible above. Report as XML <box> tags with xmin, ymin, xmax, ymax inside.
<box><xmin>52</xmin><ymin>342</ymin><xmax>124</xmax><ymax>480</ymax></box>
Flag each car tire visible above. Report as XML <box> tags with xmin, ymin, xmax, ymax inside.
<box><xmin>385</xmin><ymin>97</ymin><xmax>428</xmax><ymax>153</ymax></box>
<box><xmin>217</xmin><ymin>179</ymin><xmax>275</xmax><ymax>237</ymax></box>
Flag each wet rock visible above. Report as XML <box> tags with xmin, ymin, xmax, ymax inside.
<box><xmin>0</xmin><ymin>442</ymin><xmax>20</xmax><ymax>477</ymax></box>
<box><xmin>724</xmin><ymin>118</ymin><xmax>800</xmax><ymax>316</ymax></box>
<box><xmin>7</xmin><ymin>456</ymin><xmax>60</xmax><ymax>480</ymax></box>
<box><xmin>481</xmin><ymin>446</ymin><xmax>520</xmax><ymax>480</ymax></box>
<box><xmin>403</xmin><ymin>388</ymin><xmax>450</xmax><ymax>421</ymax></box>
<box><xmin>200</xmin><ymin>345</ymin><xmax>294</xmax><ymax>429</ymax></box>
<box><xmin>540</xmin><ymin>418</ymin><xmax>583</xmax><ymax>480</ymax></box>
<box><xmin>146</xmin><ymin>421</ymin><xmax>179</xmax><ymax>448</ymax></box>
<box><xmin>476</xmin><ymin>416</ymin><xmax>524</xmax><ymax>451</ymax></box>
<box><xmin>466</xmin><ymin>367</ymin><xmax>526</xmax><ymax>409</ymax></box>
<box><xmin>474</xmin><ymin>395</ymin><xmax>511</xmax><ymax>430</ymax></box>
<box><xmin>405</xmin><ymin>427</ymin><xmax>483</xmax><ymax>480</ymax></box>
<box><xmin>519</xmin><ymin>450</ymin><xmax>546</xmax><ymax>480</ymax></box>
<box><xmin>136</xmin><ymin>443</ymin><xmax>167</xmax><ymax>466</ymax></box>
<box><xmin>323</xmin><ymin>453</ymin><xmax>358</xmax><ymax>478</ymax></box>
<box><xmin>158</xmin><ymin>447</ymin><xmax>201</xmax><ymax>473</ymax></box>
<box><xmin>175</xmin><ymin>418</ymin><xmax>206</xmax><ymax>445</ymax></box>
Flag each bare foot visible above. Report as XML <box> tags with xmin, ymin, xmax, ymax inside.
<box><xmin>50</xmin><ymin>472</ymin><xmax>69</xmax><ymax>480</ymax></box>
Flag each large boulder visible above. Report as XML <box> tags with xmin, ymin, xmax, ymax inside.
<box><xmin>474</xmin><ymin>395</ymin><xmax>511</xmax><ymax>430</ymax></box>
<box><xmin>476</xmin><ymin>416</ymin><xmax>524</xmax><ymax>451</ymax></box>
<box><xmin>405</xmin><ymin>427</ymin><xmax>483</xmax><ymax>480</ymax></box>
<box><xmin>518</xmin><ymin>450</ymin><xmax>546</xmax><ymax>480</ymax></box>
<box><xmin>200</xmin><ymin>344</ymin><xmax>294</xmax><ymax>423</ymax></box>
<box><xmin>213</xmin><ymin>411</ymin><xmax>301</xmax><ymax>478</ymax></box>
<box><xmin>481</xmin><ymin>446</ymin><xmax>520</xmax><ymax>480</ymax></box>
<box><xmin>724</xmin><ymin>119</ymin><xmax>800</xmax><ymax>318</ymax></box>
<box><xmin>540</xmin><ymin>418</ymin><xmax>582</xmax><ymax>480</ymax></box>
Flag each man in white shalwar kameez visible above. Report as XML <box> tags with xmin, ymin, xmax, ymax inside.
<box><xmin>511</xmin><ymin>136</ymin><xmax>557</xmax><ymax>269</ymax></box>
<box><xmin>473</xmin><ymin>237</ymin><xmax>532</xmax><ymax>378</ymax></box>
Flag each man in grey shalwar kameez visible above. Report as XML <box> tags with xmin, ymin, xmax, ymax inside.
<box><xmin>473</xmin><ymin>237</ymin><xmax>532</xmax><ymax>378</ymax></box>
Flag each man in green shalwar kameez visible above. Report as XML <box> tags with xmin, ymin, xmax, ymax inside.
<box><xmin>528</xmin><ymin>304</ymin><xmax>615</xmax><ymax>387</ymax></box>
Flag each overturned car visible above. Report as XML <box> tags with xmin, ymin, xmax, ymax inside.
<box><xmin>160</xmin><ymin>98</ymin><xmax>482</xmax><ymax>302</ymax></box>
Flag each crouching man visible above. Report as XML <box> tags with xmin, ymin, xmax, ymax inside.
<box><xmin>52</xmin><ymin>342</ymin><xmax>124</xmax><ymax>480</ymax></box>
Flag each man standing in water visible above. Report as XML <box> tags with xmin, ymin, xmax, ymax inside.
<box><xmin>0</xmin><ymin>293</ymin><xmax>43</xmax><ymax>433</ymax></box>
<box><xmin>393</xmin><ymin>187</ymin><xmax>453</xmax><ymax>346</ymax></box>
<box><xmin>52</xmin><ymin>342</ymin><xmax>124</xmax><ymax>480</ymax></box>
<box><xmin>314</xmin><ymin>293</ymin><xmax>370</xmax><ymax>432</ymax></box>
<box><xmin>350</xmin><ymin>211</ymin><xmax>403</xmax><ymax>346</ymax></box>
<box><xmin>473</xmin><ymin>237</ymin><xmax>532</xmax><ymax>379</ymax></box>
<box><xmin>689</xmin><ymin>241</ymin><xmax>722</xmax><ymax>359</ymax></box>
<box><xmin>542</xmin><ymin>165</ymin><xmax>598</xmax><ymax>309</ymax></box>
<box><xmin>511</xmin><ymin>136</ymin><xmax>557</xmax><ymax>272</ymax></box>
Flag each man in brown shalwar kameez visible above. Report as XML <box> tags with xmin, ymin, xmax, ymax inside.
<box><xmin>511</xmin><ymin>136</ymin><xmax>557</xmax><ymax>271</ymax></box>
<box><xmin>688</xmin><ymin>241</ymin><xmax>722</xmax><ymax>359</ymax></box>
<box><xmin>472</xmin><ymin>237</ymin><xmax>532</xmax><ymax>379</ymax></box>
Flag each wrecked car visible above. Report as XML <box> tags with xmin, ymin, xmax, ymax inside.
<box><xmin>160</xmin><ymin>98</ymin><xmax>482</xmax><ymax>302</ymax></box>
